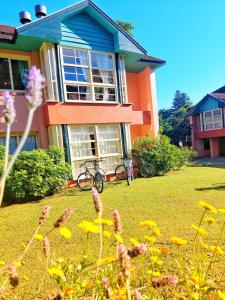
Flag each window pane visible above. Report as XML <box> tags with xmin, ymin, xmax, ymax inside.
<box><xmin>21</xmin><ymin>136</ymin><xmax>37</xmax><ymax>151</ymax></box>
<box><xmin>66</xmin><ymin>85</ymin><xmax>91</xmax><ymax>101</ymax></box>
<box><xmin>0</xmin><ymin>58</ymin><xmax>11</xmax><ymax>89</ymax></box>
<box><xmin>64</xmin><ymin>66</ymin><xmax>89</xmax><ymax>82</ymax></box>
<box><xmin>94</xmin><ymin>87</ymin><xmax>116</xmax><ymax>102</ymax></box>
<box><xmin>11</xmin><ymin>60</ymin><xmax>28</xmax><ymax>90</ymax></box>
<box><xmin>91</xmin><ymin>52</ymin><xmax>113</xmax><ymax>70</ymax></box>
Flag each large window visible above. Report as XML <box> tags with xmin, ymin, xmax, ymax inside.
<box><xmin>203</xmin><ymin>109</ymin><xmax>223</xmax><ymax>131</ymax></box>
<box><xmin>68</xmin><ymin>124</ymin><xmax>122</xmax><ymax>177</ymax></box>
<box><xmin>61</xmin><ymin>47</ymin><xmax>117</xmax><ymax>103</ymax></box>
<box><xmin>0</xmin><ymin>135</ymin><xmax>37</xmax><ymax>154</ymax></box>
<box><xmin>0</xmin><ymin>57</ymin><xmax>29</xmax><ymax>91</ymax></box>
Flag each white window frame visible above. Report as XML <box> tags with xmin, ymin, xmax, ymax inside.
<box><xmin>0</xmin><ymin>54</ymin><xmax>30</xmax><ymax>92</ymax></box>
<box><xmin>203</xmin><ymin>108</ymin><xmax>223</xmax><ymax>131</ymax></box>
<box><xmin>68</xmin><ymin>124</ymin><xmax>123</xmax><ymax>177</ymax></box>
<box><xmin>40</xmin><ymin>43</ymin><xmax>59</xmax><ymax>101</ymax></box>
<box><xmin>60</xmin><ymin>46</ymin><xmax>118</xmax><ymax>103</ymax></box>
<box><xmin>119</xmin><ymin>54</ymin><xmax>128</xmax><ymax>103</ymax></box>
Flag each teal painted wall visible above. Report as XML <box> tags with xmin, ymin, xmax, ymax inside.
<box><xmin>200</xmin><ymin>96</ymin><xmax>220</xmax><ymax>112</ymax></box>
<box><xmin>60</xmin><ymin>12</ymin><xmax>114</xmax><ymax>52</ymax></box>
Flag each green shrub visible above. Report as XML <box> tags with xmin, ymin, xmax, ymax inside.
<box><xmin>3</xmin><ymin>146</ymin><xmax>71</xmax><ymax>202</ymax></box>
<box><xmin>132</xmin><ymin>135</ymin><xmax>193</xmax><ymax>176</ymax></box>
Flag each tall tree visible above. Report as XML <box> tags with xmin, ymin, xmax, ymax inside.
<box><xmin>115</xmin><ymin>20</ymin><xmax>135</xmax><ymax>37</ymax></box>
<box><xmin>159</xmin><ymin>90</ymin><xmax>193</xmax><ymax>146</ymax></box>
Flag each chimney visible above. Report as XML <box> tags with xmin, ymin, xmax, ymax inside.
<box><xmin>35</xmin><ymin>5</ymin><xmax>47</xmax><ymax>18</ymax></box>
<box><xmin>19</xmin><ymin>11</ymin><xmax>32</xmax><ymax>24</ymax></box>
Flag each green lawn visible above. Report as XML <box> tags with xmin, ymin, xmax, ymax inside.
<box><xmin>1</xmin><ymin>165</ymin><xmax>225</xmax><ymax>299</ymax></box>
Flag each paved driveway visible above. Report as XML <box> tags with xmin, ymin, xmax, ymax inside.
<box><xmin>194</xmin><ymin>157</ymin><xmax>225</xmax><ymax>166</ymax></box>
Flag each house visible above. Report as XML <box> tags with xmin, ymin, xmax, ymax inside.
<box><xmin>0</xmin><ymin>0</ymin><xmax>165</xmax><ymax>178</ymax></box>
<box><xmin>190</xmin><ymin>86</ymin><xmax>225</xmax><ymax>158</ymax></box>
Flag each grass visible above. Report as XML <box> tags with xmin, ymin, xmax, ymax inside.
<box><xmin>1</xmin><ymin>165</ymin><xmax>225</xmax><ymax>299</ymax></box>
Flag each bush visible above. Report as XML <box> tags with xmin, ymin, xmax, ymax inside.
<box><xmin>3</xmin><ymin>146</ymin><xmax>71</xmax><ymax>201</ymax></box>
<box><xmin>132</xmin><ymin>135</ymin><xmax>193</xmax><ymax>176</ymax></box>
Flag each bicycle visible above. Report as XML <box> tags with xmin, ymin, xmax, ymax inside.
<box><xmin>115</xmin><ymin>157</ymin><xmax>134</xmax><ymax>186</ymax></box>
<box><xmin>77</xmin><ymin>159</ymin><xmax>105</xmax><ymax>193</ymax></box>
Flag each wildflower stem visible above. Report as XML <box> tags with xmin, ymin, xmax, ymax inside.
<box><xmin>126</xmin><ymin>279</ymin><xmax>131</xmax><ymax>300</ymax></box>
<box><xmin>191</xmin><ymin>210</ymin><xmax>206</xmax><ymax>255</ymax></box>
<box><xmin>0</xmin><ymin>109</ymin><xmax>35</xmax><ymax>207</ymax></box>
<box><xmin>0</xmin><ymin>124</ymin><xmax>11</xmax><ymax>207</ymax></box>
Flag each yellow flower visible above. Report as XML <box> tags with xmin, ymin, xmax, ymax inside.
<box><xmin>59</xmin><ymin>227</ymin><xmax>72</xmax><ymax>239</ymax></box>
<box><xmin>198</xmin><ymin>201</ymin><xmax>217</xmax><ymax>213</ymax></box>
<box><xmin>202</xmin><ymin>243</ymin><xmax>209</xmax><ymax>249</ymax></box>
<box><xmin>21</xmin><ymin>242</ymin><xmax>27</xmax><ymax>249</ymax></box>
<box><xmin>34</xmin><ymin>233</ymin><xmax>44</xmax><ymax>241</ymax></box>
<box><xmin>94</xmin><ymin>218</ymin><xmax>113</xmax><ymax>226</ymax></box>
<box><xmin>103</xmin><ymin>230</ymin><xmax>111</xmax><ymax>238</ymax></box>
<box><xmin>98</xmin><ymin>256</ymin><xmax>115</xmax><ymax>264</ymax></box>
<box><xmin>151</xmin><ymin>256</ymin><xmax>163</xmax><ymax>265</ymax></box>
<box><xmin>149</xmin><ymin>246</ymin><xmax>161</xmax><ymax>253</ymax></box>
<box><xmin>210</xmin><ymin>246</ymin><xmax>224</xmax><ymax>255</ymax></box>
<box><xmin>192</xmin><ymin>225</ymin><xmax>207</xmax><ymax>236</ymax></box>
<box><xmin>152</xmin><ymin>227</ymin><xmax>161</xmax><ymax>237</ymax></box>
<box><xmin>64</xmin><ymin>288</ymin><xmax>75</xmax><ymax>297</ymax></box>
<box><xmin>218</xmin><ymin>291</ymin><xmax>225</xmax><ymax>300</ymax></box>
<box><xmin>147</xmin><ymin>270</ymin><xmax>161</xmax><ymax>277</ymax></box>
<box><xmin>48</xmin><ymin>267</ymin><xmax>66</xmax><ymax>281</ymax></box>
<box><xmin>204</xmin><ymin>217</ymin><xmax>215</xmax><ymax>225</ymax></box>
<box><xmin>78</xmin><ymin>220</ymin><xmax>99</xmax><ymax>234</ymax></box>
<box><xmin>0</xmin><ymin>261</ymin><xmax>6</xmax><ymax>267</ymax></box>
<box><xmin>13</xmin><ymin>261</ymin><xmax>22</xmax><ymax>267</ymax></box>
<box><xmin>57</xmin><ymin>257</ymin><xmax>64</xmax><ymax>263</ymax></box>
<box><xmin>23</xmin><ymin>275</ymin><xmax>29</xmax><ymax>281</ymax></box>
<box><xmin>144</xmin><ymin>235</ymin><xmax>156</xmax><ymax>243</ymax></box>
<box><xmin>171</xmin><ymin>237</ymin><xmax>187</xmax><ymax>246</ymax></box>
<box><xmin>219</xmin><ymin>209</ymin><xmax>225</xmax><ymax>215</ymax></box>
<box><xmin>114</xmin><ymin>233</ymin><xmax>124</xmax><ymax>243</ymax></box>
<box><xmin>130</xmin><ymin>238</ymin><xmax>140</xmax><ymax>246</ymax></box>
<box><xmin>140</xmin><ymin>220</ymin><xmax>157</xmax><ymax>227</ymax></box>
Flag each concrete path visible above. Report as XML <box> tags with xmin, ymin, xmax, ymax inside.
<box><xmin>193</xmin><ymin>157</ymin><xmax>225</xmax><ymax>166</ymax></box>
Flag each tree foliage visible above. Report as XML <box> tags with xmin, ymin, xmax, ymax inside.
<box><xmin>159</xmin><ymin>90</ymin><xmax>193</xmax><ymax>146</ymax></box>
<box><xmin>115</xmin><ymin>20</ymin><xmax>135</xmax><ymax>36</ymax></box>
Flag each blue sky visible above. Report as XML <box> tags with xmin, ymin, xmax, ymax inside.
<box><xmin>1</xmin><ymin>0</ymin><xmax>225</xmax><ymax>108</ymax></box>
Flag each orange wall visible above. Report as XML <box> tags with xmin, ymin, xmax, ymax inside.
<box><xmin>126</xmin><ymin>67</ymin><xmax>156</xmax><ymax>141</ymax></box>
<box><xmin>0</xmin><ymin>49</ymin><xmax>49</xmax><ymax>148</ymax></box>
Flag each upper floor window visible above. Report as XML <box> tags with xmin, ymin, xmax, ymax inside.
<box><xmin>0</xmin><ymin>135</ymin><xmax>37</xmax><ymax>154</ymax></box>
<box><xmin>203</xmin><ymin>109</ymin><xmax>223</xmax><ymax>131</ymax></box>
<box><xmin>61</xmin><ymin>47</ymin><xmax>117</xmax><ymax>103</ymax></box>
<box><xmin>0</xmin><ymin>57</ymin><xmax>28</xmax><ymax>91</ymax></box>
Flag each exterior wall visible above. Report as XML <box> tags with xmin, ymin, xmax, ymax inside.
<box><xmin>61</xmin><ymin>13</ymin><xmax>114</xmax><ymax>52</ymax></box>
<box><xmin>126</xmin><ymin>67</ymin><xmax>158</xmax><ymax>142</ymax></box>
<box><xmin>0</xmin><ymin>49</ymin><xmax>49</xmax><ymax>148</ymax></box>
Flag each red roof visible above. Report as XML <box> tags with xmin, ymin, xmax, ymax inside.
<box><xmin>0</xmin><ymin>25</ymin><xmax>17</xmax><ymax>42</ymax></box>
<box><xmin>211</xmin><ymin>93</ymin><xmax>225</xmax><ymax>100</ymax></box>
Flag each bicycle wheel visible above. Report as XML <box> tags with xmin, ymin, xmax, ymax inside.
<box><xmin>98</xmin><ymin>167</ymin><xmax>106</xmax><ymax>181</ymax></box>
<box><xmin>140</xmin><ymin>165</ymin><xmax>155</xmax><ymax>178</ymax></box>
<box><xmin>94</xmin><ymin>173</ymin><xmax>104</xmax><ymax>193</ymax></box>
<box><xmin>115</xmin><ymin>165</ymin><xmax>127</xmax><ymax>180</ymax></box>
<box><xmin>77</xmin><ymin>172</ymin><xmax>94</xmax><ymax>191</ymax></box>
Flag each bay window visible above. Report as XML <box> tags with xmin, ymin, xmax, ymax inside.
<box><xmin>68</xmin><ymin>124</ymin><xmax>122</xmax><ymax>177</ymax></box>
<box><xmin>0</xmin><ymin>57</ymin><xmax>28</xmax><ymax>91</ymax></box>
<box><xmin>61</xmin><ymin>47</ymin><xmax>117</xmax><ymax>103</ymax></box>
<box><xmin>203</xmin><ymin>109</ymin><xmax>223</xmax><ymax>131</ymax></box>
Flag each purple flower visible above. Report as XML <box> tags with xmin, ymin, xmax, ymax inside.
<box><xmin>152</xmin><ymin>275</ymin><xmax>178</xmax><ymax>288</ymax></box>
<box><xmin>127</xmin><ymin>244</ymin><xmax>148</xmax><ymax>259</ymax></box>
<box><xmin>134</xmin><ymin>289</ymin><xmax>142</xmax><ymax>300</ymax></box>
<box><xmin>112</xmin><ymin>209</ymin><xmax>122</xmax><ymax>234</ymax></box>
<box><xmin>54</xmin><ymin>208</ymin><xmax>73</xmax><ymax>228</ymax></box>
<box><xmin>25</xmin><ymin>66</ymin><xmax>45</xmax><ymax>109</ymax></box>
<box><xmin>118</xmin><ymin>245</ymin><xmax>130</xmax><ymax>281</ymax></box>
<box><xmin>92</xmin><ymin>187</ymin><xmax>103</xmax><ymax>215</ymax></box>
<box><xmin>8</xmin><ymin>264</ymin><xmax>19</xmax><ymax>288</ymax></box>
<box><xmin>39</xmin><ymin>205</ymin><xmax>51</xmax><ymax>225</ymax></box>
<box><xmin>3</xmin><ymin>91</ymin><xmax>16</xmax><ymax>125</ymax></box>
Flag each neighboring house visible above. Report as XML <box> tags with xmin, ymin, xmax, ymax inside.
<box><xmin>190</xmin><ymin>86</ymin><xmax>225</xmax><ymax>158</ymax></box>
<box><xmin>0</xmin><ymin>0</ymin><xmax>165</xmax><ymax>178</ymax></box>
